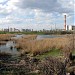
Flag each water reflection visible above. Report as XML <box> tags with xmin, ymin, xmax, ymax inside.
<box><xmin>0</xmin><ymin>41</ymin><xmax>19</xmax><ymax>55</ymax></box>
<box><xmin>0</xmin><ymin>34</ymin><xmax>24</xmax><ymax>55</ymax></box>
<box><xmin>37</xmin><ymin>35</ymin><xmax>62</xmax><ymax>40</ymax></box>
<box><xmin>12</xmin><ymin>34</ymin><xmax>24</xmax><ymax>39</ymax></box>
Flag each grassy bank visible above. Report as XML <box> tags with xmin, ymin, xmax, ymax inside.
<box><xmin>0</xmin><ymin>31</ymin><xmax>45</xmax><ymax>35</ymax></box>
<box><xmin>35</xmin><ymin>49</ymin><xmax>61</xmax><ymax>59</ymax></box>
<box><xmin>0</xmin><ymin>30</ymin><xmax>73</xmax><ymax>35</ymax></box>
<box><xmin>72</xmin><ymin>50</ymin><xmax>75</xmax><ymax>55</ymax></box>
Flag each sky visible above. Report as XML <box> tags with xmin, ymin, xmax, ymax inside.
<box><xmin>0</xmin><ymin>0</ymin><xmax>75</xmax><ymax>30</ymax></box>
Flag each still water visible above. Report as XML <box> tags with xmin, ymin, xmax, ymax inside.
<box><xmin>37</xmin><ymin>35</ymin><xmax>62</xmax><ymax>40</ymax></box>
<box><xmin>0</xmin><ymin>41</ymin><xmax>18</xmax><ymax>55</ymax></box>
<box><xmin>0</xmin><ymin>34</ymin><xmax>24</xmax><ymax>55</ymax></box>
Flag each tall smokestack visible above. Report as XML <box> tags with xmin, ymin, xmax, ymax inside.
<box><xmin>64</xmin><ymin>15</ymin><xmax>66</xmax><ymax>30</ymax></box>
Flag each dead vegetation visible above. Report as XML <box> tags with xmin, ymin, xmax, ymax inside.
<box><xmin>38</xmin><ymin>56</ymin><xmax>66</xmax><ymax>75</ymax></box>
<box><xmin>0</xmin><ymin>34</ymin><xmax>15</xmax><ymax>41</ymax></box>
<box><xmin>15</xmin><ymin>34</ymin><xmax>74</xmax><ymax>56</ymax></box>
<box><xmin>0</xmin><ymin>34</ymin><xmax>75</xmax><ymax>75</ymax></box>
<box><xmin>0</xmin><ymin>34</ymin><xmax>15</xmax><ymax>46</ymax></box>
<box><xmin>0</xmin><ymin>41</ymin><xmax>6</xmax><ymax>45</ymax></box>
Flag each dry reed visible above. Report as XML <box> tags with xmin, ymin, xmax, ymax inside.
<box><xmin>15</xmin><ymin>34</ymin><xmax>75</xmax><ymax>56</ymax></box>
<box><xmin>0</xmin><ymin>34</ymin><xmax>15</xmax><ymax>41</ymax></box>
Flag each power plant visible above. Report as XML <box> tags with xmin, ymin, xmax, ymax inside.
<box><xmin>0</xmin><ymin>14</ymin><xmax>75</xmax><ymax>31</ymax></box>
<box><xmin>64</xmin><ymin>15</ymin><xmax>75</xmax><ymax>31</ymax></box>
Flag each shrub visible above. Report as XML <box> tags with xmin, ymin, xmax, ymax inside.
<box><xmin>38</xmin><ymin>56</ymin><xmax>66</xmax><ymax>75</ymax></box>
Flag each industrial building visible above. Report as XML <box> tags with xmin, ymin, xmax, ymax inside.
<box><xmin>66</xmin><ymin>25</ymin><xmax>75</xmax><ymax>31</ymax></box>
<box><xmin>64</xmin><ymin>15</ymin><xmax>75</xmax><ymax>31</ymax></box>
<box><xmin>64</xmin><ymin>15</ymin><xmax>66</xmax><ymax>30</ymax></box>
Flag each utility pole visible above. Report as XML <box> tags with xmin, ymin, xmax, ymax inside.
<box><xmin>55</xmin><ymin>23</ymin><xmax>56</xmax><ymax>31</ymax></box>
<box><xmin>51</xmin><ymin>25</ymin><xmax>52</xmax><ymax>31</ymax></box>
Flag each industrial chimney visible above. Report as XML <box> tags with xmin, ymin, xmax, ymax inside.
<box><xmin>64</xmin><ymin>15</ymin><xmax>66</xmax><ymax>30</ymax></box>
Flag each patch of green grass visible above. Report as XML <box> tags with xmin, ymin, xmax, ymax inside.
<box><xmin>72</xmin><ymin>50</ymin><xmax>75</xmax><ymax>55</ymax></box>
<box><xmin>35</xmin><ymin>49</ymin><xmax>62</xmax><ymax>59</ymax></box>
<box><xmin>0</xmin><ymin>31</ymin><xmax>73</xmax><ymax>35</ymax></box>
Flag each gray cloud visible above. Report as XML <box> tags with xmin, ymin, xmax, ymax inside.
<box><xmin>0</xmin><ymin>10</ymin><xmax>11</xmax><ymax>17</ymax></box>
<box><xmin>14</xmin><ymin>0</ymin><xmax>73</xmax><ymax>13</ymax></box>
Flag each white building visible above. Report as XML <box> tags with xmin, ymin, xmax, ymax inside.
<box><xmin>66</xmin><ymin>25</ymin><xmax>75</xmax><ymax>31</ymax></box>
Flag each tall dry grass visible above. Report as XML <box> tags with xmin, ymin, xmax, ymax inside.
<box><xmin>15</xmin><ymin>34</ymin><xmax>75</xmax><ymax>56</ymax></box>
<box><xmin>62</xmin><ymin>34</ymin><xmax>75</xmax><ymax>58</ymax></box>
<box><xmin>0</xmin><ymin>34</ymin><xmax>15</xmax><ymax>41</ymax></box>
<box><xmin>15</xmin><ymin>35</ymin><xmax>37</xmax><ymax>50</ymax></box>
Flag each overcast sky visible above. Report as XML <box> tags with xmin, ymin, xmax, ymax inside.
<box><xmin>0</xmin><ymin>0</ymin><xmax>75</xmax><ymax>30</ymax></box>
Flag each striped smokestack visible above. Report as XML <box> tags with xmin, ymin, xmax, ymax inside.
<box><xmin>64</xmin><ymin>15</ymin><xmax>66</xmax><ymax>30</ymax></box>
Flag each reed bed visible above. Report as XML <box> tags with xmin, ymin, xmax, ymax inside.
<box><xmin>0</xmin><ymin>34</ymin><xmax>15</xmax><ymax>41</ymax></box>
<box><xmin>15</xmin><ymin>35</ymin><xmax>75</xmax><ymax>56</ymax></box>
<box><xmin>22</xmin><ymin>34</ymin><xmax>37</xmax><ymax>40</ymax></box>
<box><xmin>0</xmin><ymin>41</ymin><xmax>7</xmax><ymax>45</ymax></box>
<box><xmin>15</xmin><ymin>35</ymin><xmax>37</xmax><ymax>49</ymax></box>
